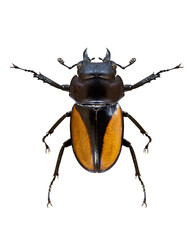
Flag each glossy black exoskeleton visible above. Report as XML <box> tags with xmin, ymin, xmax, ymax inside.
<box><xmin>11</xmin><ymin>49</ymin><xmax>182</xmax><ymax>207</ymax></box>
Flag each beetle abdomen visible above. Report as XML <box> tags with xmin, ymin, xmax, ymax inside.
<box><xmin>71</xmin><ymin>103</ymin><xmax>123</xmax><ymax>172</ymax></box>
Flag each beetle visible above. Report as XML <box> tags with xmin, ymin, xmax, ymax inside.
<box><xmin>11</xmin><ymin>49</ymin><xmax>182</xmax><ymax>207</ymax></box>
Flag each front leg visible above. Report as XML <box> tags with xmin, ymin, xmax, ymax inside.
<box><xmin>124</xmin><ymin>64</ymin><xmax>182</xmax><ymax>91</ymax></box>
<box><xmin>10</xmin><ymin>64</ymin><xmax>70</xmax><ymax>91</ymax></box>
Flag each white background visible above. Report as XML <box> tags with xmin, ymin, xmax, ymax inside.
<box><xmin>1</xmin><ymin>0</ymin><xmax>194</xmax><ymax>239</ymax></box>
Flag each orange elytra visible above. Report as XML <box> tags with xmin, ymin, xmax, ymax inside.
<box><xmin>12</xmin><ymin>48</ymin><xmax>182</xmax><ymax>207</ymax></box>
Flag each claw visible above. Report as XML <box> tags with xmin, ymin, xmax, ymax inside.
<box><xmin>10</xmin><ymin>63</ymin><xmax>19</xmax><ymax>69</ymax></box>
<box><xmin>143</xmin><ymin>146</ymin><xmax>149</xmax><ymax>154</ymax></box>
<box><xmin>175</xmin><ymin>63</ymin><xmax>183</xmax><ymax>69</ymax></box>
<box><xmin>141</xmin><ymin>201</ymin><xmax>147</xmax><ymax>208</ymax></box>
<box><xmin>144</xmin><ymin>133</ymin><xmax>152</xmax><ymax>153</ymax></box>
<box><xmin>47</xmin><ymin>200</ymin><xmax>53</xmax><ymax>208</ymax></box>
<box><xmin>45</xmin><ymin>145</ymin><xmax>51</xmax><ymax>154</ymax></box>
<box><xmin>42</xmin><ymin>133</ymin><xmax>51</xmax><ymax>153</ymax></box>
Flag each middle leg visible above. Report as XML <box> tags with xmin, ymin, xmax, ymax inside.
<box><xmin>123</xmin><ymin>111</ymin><xmax>152</xmax><ymax>152</ymax></box>
<box><xmin>42</xmin><ymin>111</ymin><xmax>71</xmax><ymax>152</ymax></box>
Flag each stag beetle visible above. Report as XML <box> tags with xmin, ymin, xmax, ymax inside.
<box><xmin>11</xmin><ymin>49</ymin><xmax>182</xmax><ymax>207</ymax></box>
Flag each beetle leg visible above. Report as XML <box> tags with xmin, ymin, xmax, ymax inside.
<box><xmin>123</xmin><ymin>139</ymin><xmax>147</xmax><ymax>207</ymax></box>
<box><xmin>124</xmin><ymin>64</ymin><xmax>183</xmax><ymax>91</ymax></box>
<box><xmin>123</xmin><ymin>111</ymin><xmax>152</xmax><ymax>153</ymax></box>
<box><xmin>42</xmin><ymin>111</ymin><xmax>71</xmax><ymax>153</ymax></box>
<box><xmin>10</xmin><ymin>64</ymin><xmax>70</xmax><ymax>91</ymax></box>
<box><xmin>47</xmin><ymin>139</ymin><xmax>72</xmax><ymax>207</ymax></box>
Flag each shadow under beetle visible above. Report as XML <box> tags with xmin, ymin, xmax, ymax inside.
<box><xmin>11</xmin><ymin>49</ymin><xmax>182</xmax><ymax>207</ymax></box>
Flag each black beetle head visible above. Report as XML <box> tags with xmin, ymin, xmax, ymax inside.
<box><xmin>77</xmin><ymin>49</ymin><xmax>117</xmax><ymax>80</ymax></box>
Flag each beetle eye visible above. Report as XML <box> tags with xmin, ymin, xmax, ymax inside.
<box><xmin>112</xmin><ymin>64</ymin><xmax>116</xmax><ymax>70</ymax></box>
<box><xmin>77</xmin><ymin>63</ymin><xmax>82</xmax><ymax>69</ymax></box>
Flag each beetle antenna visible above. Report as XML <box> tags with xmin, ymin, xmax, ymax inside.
<box><xmin>57</xmin><ymin>58</ymin><xmax>77</xmax><ymax>69</ymax></box>
<box><xmin>116</xmin><ymin>58</ymin><xmax>136</xmax><ymax>69</ymax></box>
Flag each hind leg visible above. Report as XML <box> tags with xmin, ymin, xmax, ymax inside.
<box><xmin>123</xmin><ymin>139</ymin><xmax>147</xmax><ymax>207</ymax></box>
<box><xmin>47</xmin><ymin>139</ymin><xmax>71</xmax><ymax>207</ymax></box>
